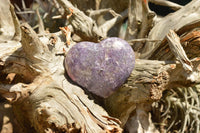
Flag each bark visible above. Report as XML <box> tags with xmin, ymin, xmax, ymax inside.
<box><xmin>0</xmin><ymin>0</ymin><xmax>200</xmax><ymax>133</ymax></box>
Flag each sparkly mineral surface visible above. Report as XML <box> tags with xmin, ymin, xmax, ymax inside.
<box><xmin>65</xmin><ymin>37</ymin><xmax>135</xmax><ymax>98</ymax></box>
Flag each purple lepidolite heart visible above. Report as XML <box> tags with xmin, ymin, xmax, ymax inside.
<box><xmin>65</xmin><ymin>37</ymin><xmax>135</xmax><ymax>98</ymax></box>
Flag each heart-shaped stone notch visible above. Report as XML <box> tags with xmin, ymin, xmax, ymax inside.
<box><xmin>65</xmin><ymin>37</ymin><xmax>135</xmax><ymax>98</ymax></box>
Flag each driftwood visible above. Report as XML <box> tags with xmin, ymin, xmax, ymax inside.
<box><xmin>141</xmin><ymin>0</ymin><xmax>200</xmax><ymax>59</ymax></box>
<box><xmin>0</xmin><ymin>21</ymin><xmax>122</xmax><ymax>132</ymax></box>
<box><xmin>0</xmin><ymin>0</ymin><xmax>200</xmax><ymax>133</ymax></box>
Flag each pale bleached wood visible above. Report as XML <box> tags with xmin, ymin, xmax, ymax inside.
<box><xmin>141</xmin><ymin>0</ymin><xmax>200</xmax><ymax>59</ymax></box>
<box><xmin>98</xmin><ymin>9</ymin><xmax>128</xmax><ymax>36</ymax></box>
<box><xmin>166</xmin><ymin>30</ymin><xmax>193</xmax><ymax>72</ymax></box>
<box><xmin>0</xmin><ymin>22</ymin><xmax>122</xmax><ymax>132</ymax></box>
<box><xmin>56</xmin><ymin>0</ymin><xmax>127</xmax><ymax>42</ymax></box>
<box><xmin>0</xmin><ymin>0</ymin><xmax>15</xmax><ymax>42</ymax></box>
<box><xmin>125</xmin><ymin>0</ymin><xmax>155</xmax><ymax>54</ymax></box>
<box><xmin>10</xmin><ymin>4</ymin><xmax>21</xmax><ymax>41</ymax></box>
<box><xmin>56</xmin><ymin>0</ymin><xmax>105</xmax><ymax>42</ymax></box>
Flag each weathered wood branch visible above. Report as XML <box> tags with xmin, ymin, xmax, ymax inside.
<box><xmin>125</xmin><ymin>103</ymin><xmax>159</xmax><ymax>133</ymax></box>
<box><xmin>98</xmin><ymin>9</ymin><xmax>128</xmax><ymax>36</ymax></box>
<box><xmin>21</xmin><ymin>23</ymin><xmax>50</xmax><ymax>65</ymax></box>
<box><xmin>146</xmin><ymin>30</ymin><xmax>200</xmax><ymax>64</ymax></box>
<box><xmin>56</xmin><ymin>0</ymin><xmax>105</xmax><ymax>42</ymax></box>
<box><xmin>166</xmin><ymin>30</ymin><xmax>193</xmax><ymax>72</ymax></box>
<box><xmin>0</xmin><ymin>0</ymin><xmax>15</xmax><ymax>42</ymax></box>
<box><xmin>56</xmin><ymin>0</ymin><xmax>127</xmax><ymax>42</ymax></box>
<box><xmin>10</xmin><ymin>4</ymin><xmax>21</xmax><ymax>41</ymax></box>
<box><xmin>0</xmin><ymin>22</ymin><xmax>122</xmax><ymax>132</ymax></box>
<box><xmin>36</xmin><ymin>9</ymin><xmax>45</xmax><ymax>34</ymax></box>
<box><xmin>141</xmin><ymin>0</ymin><xmax>200</xmax><ymax>59</ymax></box>
<box><xmin>87</xmin><ymin>8</ymin><xmax>120</xmax><ymax>20</ymax></box>
<box><xmin>125</xmin><ymin>0</ymin><xmax>156</xmax><ymax>54</ymax></box>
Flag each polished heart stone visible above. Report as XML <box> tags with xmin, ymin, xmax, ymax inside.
<box><xmin>65</xmin><ymin>37</ymin><xmax>135</xmax><ymax>98</ymax></box>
